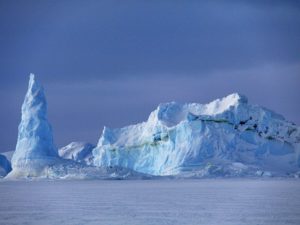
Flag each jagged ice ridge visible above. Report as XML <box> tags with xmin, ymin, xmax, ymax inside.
<box><xmin>93</xmin><ymin>93</ymin><xmax>300</xmax><ymax>177</ymax></box>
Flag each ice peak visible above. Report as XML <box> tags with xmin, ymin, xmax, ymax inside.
<box><xmin>210</xmin><ymin>93</ymin><xmax>248</xmax><ymax>107</ymax></box>
<box><xmin>27</xmin><ymin>73</ymin><xmax>43</xmax><ymax>96</ymax></box>
<box><xmin>201</xmin><ymin>93</ymin><xmax>248</xmax><ymax>115</ymax></box>
<box><xmin>11</xmin><ymin>74</ymin><xmax>58</xmax><ymax>169</ymax></box>
<box><xmin>28</xmin><ymin>73</ymin><xmax>38</xmax><ymax>92</ymax></box>
<box><xmin>147</xmin><ymin>93</ymin><xmax>249</xmax><ymax>126</ymax></box>
<box><xmin>224</xmin><ymin>93</ymin><xmax>248</xmax><ymax>104</ymax></box>
<box><xmin>22</xmin><ymin>74</ymin><xmax>47</xmax><ymax>120</ymax></box>
<box><xmin>29</xmin><ymin>73</ymin><xmax>35</xmax><ymax>82</ymax></box>
<box><xmin>97</xmin><ymin>126</ymin><xmax>115</xmax><ymax>146</ymax></box>
<box><xmin>148</xmin><ymin>101</ymin><xmax>184</xmax><ymax>127</ymax></box>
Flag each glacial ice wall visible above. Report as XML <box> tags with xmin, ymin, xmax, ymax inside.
<box><xmin>93</xmin><ymin>93</ymin><xmax>300</xmax><ymax>176</ymax></box>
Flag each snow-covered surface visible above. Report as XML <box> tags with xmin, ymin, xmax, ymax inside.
<box><xmin>0</xmin><ymin>179</ymin><xmax>299</xmax><ymax>225</ymax></box>
<box><xmin>0</xmin><ymin>154</ymin><xmax>11</xmax><ymax>177</ymax></box>
<box><xmin>10</xmin><ymin>74</ymin><xmax>59</xmax><ymax>177</ymax></box>
<box><xmin>59</xmin><ymin>142</ymin><xmax>95</xmax><ymax>165</ymax></box>
<box><xmin>93</xmin><ymin>93</ymin><xmax>300</xmax><ymax>176</ymax></box>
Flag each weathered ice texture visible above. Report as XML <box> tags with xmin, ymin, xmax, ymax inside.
<box><xmin>5</xmin><ymin>75</ymin><xmax>300</xmax><ymax>179</ymax></box>
<box><xmin>93</xmin><ymin>93</ymin><xmax>300</xmax><ymax>177</ymax></box>
<box><xmin>59</xmin><ymin>142</ymin><xmax>95</xmax><ymax>165</ymax></box>
<box><xmin>6</xmin><ymin>75</ymin><xmax>150</xmax><ymax>180</ymax></box>
<box><xmin>8</xmin><ymin>74</ymin><xmax>59</xmax><ymax>178</ymax></box>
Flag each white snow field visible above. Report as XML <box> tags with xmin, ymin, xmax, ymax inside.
<box><xmin>0</xmin><ymin>179</ymin><xmax>299</xmax><ymax>225</ymax></box>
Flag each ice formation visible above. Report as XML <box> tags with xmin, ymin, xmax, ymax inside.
<box><xmin>7</xmin><ymin>74</ymin><xmax>58</xmax><ymax>176</ymax></box>
<box><xmin>7</xmin><ymin>74</ymin><xmax>59</xmax><ymax>178</ymax></box>
<box><xmin>59</xmin><ymin>142</ymin><xmax>95</xmax><ymax>165</ymax></box>
<box><xmin>4</xmin><ymin>74</ymin><xmax>300</xmax><ymax>179</ymax></box>
<box><xmin>0</xmin><ymin>154</ymin><xmax>12</xmax><ymax>177</ymax></box>
<box><xmin>93</xmin><ymin>93</ymin><xmax>300</xmax><ymax>177</ymax></box>
<box><xmin>6</xmin><ymin>75</ymin><xmax>149</xmax><ymax>179</ymax></box>
<box><xmin>12</xmin><ymin>74</ymin><xmax>58</xmax><ymax>162</ymax></box>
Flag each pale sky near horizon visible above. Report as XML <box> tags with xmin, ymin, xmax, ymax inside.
<box><xmin>0</xmin><ymin>1</ymin><xmax>299</xmax><ymax>151</ymax></box>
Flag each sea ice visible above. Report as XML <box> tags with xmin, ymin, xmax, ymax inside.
<box><xmin>0</xmin><ymin>179</ymin><xmax>299</xmax><ymax>225</ymax></box>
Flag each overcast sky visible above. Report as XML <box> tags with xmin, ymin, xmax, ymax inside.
<box><xmin>0</xmin><ymin>0</ymin><xmax>299</xmax><ymax>151</ymax></box>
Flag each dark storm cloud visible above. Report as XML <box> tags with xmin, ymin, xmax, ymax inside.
<box><xmin>1</xmin><ymin>0</ymin><xmax>299</xmax><ymax>84</ymax></box>
<box><xmin>0</xmin><ymin>1</ymin><xmax>299</xmax><ymax>151</ymax></box>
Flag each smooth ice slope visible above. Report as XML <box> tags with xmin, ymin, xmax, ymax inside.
<box><xmin>8</xmin><ymin>74</ymin><xmax>59</xmax><ymax>177</ymax></box>
<box><xmin>93</xmin><ymin>93</ymin><xmax>300</xmax><ymax>176</ymax></box>
<box><xmin>59</xmin><ymin>142</ymin><xmax>95</xmax><ymax>165</ymax></box>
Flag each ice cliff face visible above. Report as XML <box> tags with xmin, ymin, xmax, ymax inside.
<box><xmin>9</xmin><ymin>74</ymin><xmax>59</xmax><ymax>177</ymax></box>
<box><xmin>93</xmin><ymin>93</ymin><xmax>300</xmax><ymax>176</ymax></box>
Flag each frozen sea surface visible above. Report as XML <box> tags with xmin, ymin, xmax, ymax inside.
<box><xmin>0</xmin><ymin>179</ymin><xmax>299</xmax><ymax>225</ymax></box>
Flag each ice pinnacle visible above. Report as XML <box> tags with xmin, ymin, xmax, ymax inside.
<box><xmin>11</xmin><ymin>74</ymin><xmax>58</xmax><ymax>170</ymax></box>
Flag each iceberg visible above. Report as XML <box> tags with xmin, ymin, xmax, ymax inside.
<box><xmin>59</xmin><ymin>142</ymin><xmax>95</xmax><ymax>165</ymax></box>
<box><xmin>6</xmin><ymin>74</ymin><xmax>150</xmax><ymax>180</ymax></box>
<box><xmin>7</xmin><ymin>74</ymin><xmax>59</xmax><ymax>178</ymax></box>
<box><xmin>93</xmin><ymin>93</ymin><xmax>300</xmax><ymax>177</ymax></box>
<box><xmin>5</xmin><ymin>74</ymin><xmax>300</xmax><ymax>179</ymax></box>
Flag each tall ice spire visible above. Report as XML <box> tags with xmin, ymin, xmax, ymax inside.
<box><xmin>11</xmin><ymin>74</ymin><xmax>58</xmax><ymax>169</ymax></box>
